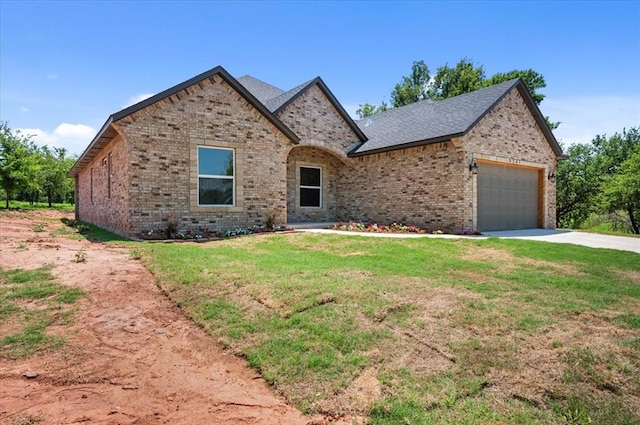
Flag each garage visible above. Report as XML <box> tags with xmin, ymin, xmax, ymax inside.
<box><xmin>477</xmin><ymin>162</ymin><xmax>541</xmax><ymax>231</ymax></box>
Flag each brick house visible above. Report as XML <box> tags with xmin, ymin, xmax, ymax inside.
<box><xmin>68</xmin><ymin>65</ymin><xmax>564</xmax><ymax>238</ymax></box>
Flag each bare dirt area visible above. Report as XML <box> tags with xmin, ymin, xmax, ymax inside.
<box><xmin>0</xmin><ymin>210</ymin><xmax>325</xmax><ymax>425</ymax></box>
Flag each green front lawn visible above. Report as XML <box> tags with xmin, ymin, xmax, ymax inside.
<box><xmin>140</xmin><ymin>233</ymin><xmax>640</xmax><ymax>424</ymax></box>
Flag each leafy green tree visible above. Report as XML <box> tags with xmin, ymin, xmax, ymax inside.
<box><xmin>556</xmin><ymin>127</ymin><xmax>639</xmax><ymax>232</ymax></box>
<box><xmin>0</xmin><ymin>122</ymin><xmax>40</xmax><ymax>208</ymax></box>
<box><xmin>595</xmin><ymin>128</ymin><xmax>640</xmax><ymax>233</ymax></box>
<box><xmin>483</xmin><ymin>69</ymin><xmax>547</xmax><ymax>104</ymax></box>
<box><xmin>592</xmin><ymin>128</ymin><xmax>639</xmax><ymax>176</ymax></box>
<box><xmin>355</xmin><ymin>101</ymin><xmax>389</xmax><ymax>119</ymax></box>
<box><xmin>390</xmin><ymin>60</ymin><xmax>431</xmax><ymax>107</ymax></box>
<box><xmin>599</xmin><ymin>147</ymin><xmax>640</xmax><ymax>234</ymax></box>
<box><xmin>427</xmin><ymin>58</ymin><xmax>485</xmax><ymax>101</ymax></box>
<box><xmin>40</xmin><ymin>146</ymin><xmax>75</xmax><ymax>207</ymax></box>
<box><xmin>556</xmin><ymin>143</ymin><xmax>600</xmax><ymax>228</ymax></box>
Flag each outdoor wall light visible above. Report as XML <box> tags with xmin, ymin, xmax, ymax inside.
<box><xmin>548</xmin><ymin>171</ymin><xmax>556</xmax><ymax>182</ymax></box>
<box><xmin>469</xmin><ymin>159</ymin><xmax>478</xmax><ymax>174</ymax></box>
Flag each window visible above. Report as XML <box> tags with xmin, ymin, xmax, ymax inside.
<box><xmin>198</xmin><ymin>146</ymin><xmax>234</xmax><ymax>206</ymax></box>
<box><xmin>299</xmin><ymin>166</ymin><xmax>321</xmax><ymax>207</ymax></box>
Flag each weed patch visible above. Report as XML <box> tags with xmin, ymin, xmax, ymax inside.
<box><xmin>0</xmin><ymin>266</ymin><xmax>84</xmax><ymax>358</ymax></box>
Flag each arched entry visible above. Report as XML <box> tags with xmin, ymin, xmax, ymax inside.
<box><xmin>286</xmin><ymin>145</ymin><xmax>349</xmax><ymax>224</ymax></box>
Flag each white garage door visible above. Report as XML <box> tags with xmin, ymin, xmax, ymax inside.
<box><xmin>477</xmin><ymin>163</ymin><xmax>540</xmax><ymax>231</ymax></box>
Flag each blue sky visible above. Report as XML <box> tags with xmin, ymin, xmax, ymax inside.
<box><xmin>1</xmin><ymin>0</ymin><xmax>639</xmax><ymax>156</ymax></box>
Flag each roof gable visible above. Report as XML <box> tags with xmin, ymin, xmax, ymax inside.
<box><xmin>351</xmin><ymin>79</ymin><xmax>563</xmax><ymax>158</ymax></box>
<box><xmin>69</xmin><ymin>66</ymin><xmax>299</xmax><ymax>177</ymax></box>
<box><xmin>273</xmin><ymin>77</ymin><xmax>368</xmax><ymax>143</ymax></box>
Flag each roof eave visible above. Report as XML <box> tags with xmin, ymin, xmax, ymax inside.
<box><xmin>513</xmin><ymin>82</ymin><xmax>565</xmax><ymax>159</ymax></box>
<box><xmin>67</xmin><ymin>117</ymin><xmax>114</xmax><ymax>178</ymax></box>
<box><xmin>349</xmin><ymin>134</ymin><xmax>460</xmax><ymax>157</ymax></box>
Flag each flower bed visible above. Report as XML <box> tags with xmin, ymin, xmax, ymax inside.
<box><xmin>141</xmin><ymin>224</ymin><xmax>292</xmax><ymax>241</ymax></box>
<box><xmin>332</xmin><ymin>221</ymin><xmax>428</xmax><ymax>234</ymax></box>
<box><xmin>331</xmin><ymin>221</ymin><xmax>481</xmax><ymax>235</ymax></box>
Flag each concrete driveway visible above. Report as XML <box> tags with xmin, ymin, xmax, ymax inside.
<box><xmin>297</xmin><ymin>227</ymin><xmax>640</xmax><ymax>254</ymax></box>
<box><xmin>482</xmin><ymin>229</ymin><xmax>640</xmax><ymax>254</ymax></box>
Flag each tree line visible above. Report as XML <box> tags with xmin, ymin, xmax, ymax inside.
<box><xmin>558</xmin><ymin>128</ymin><xmax>639</xmax><ymax>234</ymax></box>
<box><xmin>0</xmin><ymin>122</ymin><xmax>76</xmax><ymax>208</ymax></box>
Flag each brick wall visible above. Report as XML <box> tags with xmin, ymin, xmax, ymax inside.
<box><xmin>76</xmin><ymin>134</ymin><xmax>131</xmax><ymax>235</ymax></box>
<box><xmin>462</xmin><ymin>88</ymin><xmax>558</xmax><ymax>228</ymax></box>
<box><xmin>339</xmin><ymin>141</ymin><xmax>467</xmax><ymax>231</ymax></box>
<box><xmin>110</xmin><ymin>74</ymin><xmax>292</xmax><ymax>237</ymax></box>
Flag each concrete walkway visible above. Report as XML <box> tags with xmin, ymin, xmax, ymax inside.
<box><xmin>295</xmin><ymin>227</ymin><xmax>640</xmax><ymax>254</ymax></box>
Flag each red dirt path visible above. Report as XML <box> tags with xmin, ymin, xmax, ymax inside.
<box><xmin>0</xmin><ymin>210</ymin><xmax>331</xmax><ymax>425</ymax></box>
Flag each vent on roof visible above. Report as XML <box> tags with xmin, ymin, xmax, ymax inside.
<box><xmin>365</xmin><ymin>118</ymin><xmax>373</xmax><ymax>127</ymax></box>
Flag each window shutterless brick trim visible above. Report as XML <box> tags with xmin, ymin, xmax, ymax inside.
<box><xmin>196</xmin><ymin>146</ymin><xmax>235</xmax><ymax>207</ymax></box>
<box><xmin>190</xmin><ymin>140</ymin><xmax>244</xmax><ymax>213</ymax></box>
<box><xmin>299</xmin><ymin>165</ymin><xmax>322</xmax><ymax>208</ymax></box>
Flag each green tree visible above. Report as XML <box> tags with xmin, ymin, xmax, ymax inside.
<box><xmin>483</xmin><ymin>69</ymin><xmax>547</xmax><ymax>104</ymax></box>
<box><xmin>427</xmin><ymin>57</ymin><xmax>485</xmax><ymax>101</ymax></box>
<box><xmin>355</xmin><ymin>101</ymin><xmax>389</xmax><ymax>119</ymax></box>
<box><xmin>556</xmin><ymin>127</ymin><xmax>640</xmax><ymax>232</ymax></box>
<box><xmin>592</xmin><ymin>128</ymin><xmax>639</xmax><ymax>176</ymax></box>
<box><xmin>599</xmin><ymin>147</ymin><xmax>640</xmax><ymax>234</ymax></box>
<box><xmin>596</xmin><ymin>128</ymin><xmax>640</xmax><ymax>234</ymax></box>
<box><xmin>0</xmin><ymin>122</ymin><xmax>40</xmax><ymax>208</ymax></box>
<box><xmin>390</xmin><ymin>60</ymin><xmax>431</xmax><ymax>107</ymax></box>
<box><xmin>39</xmin><ymin>146</ymin><xmax>75</xmax><ymax>207</ymax></box>
<box><xmin>556</xmin><ymin>143</ymin><xmax>600</xmax><ymax>228</ymax></box>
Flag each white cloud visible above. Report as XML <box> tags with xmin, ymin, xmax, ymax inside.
<box><xmin>18</xmin><ymin>123</ymin><xmax>96</xmax><ymax>156</ymax></box>
<box><xmin>47</xmin><ymin>72</ymin><xmax>58</xmax><ymax>80</ymax></box>
<box><xmin>20</xmin><ymin>106</ymin><xmax>30</xmax><ymax>112</ymax></box>
<box><xmin>124</xmin><ymin>93</ymin><xmax>155</xmax><ymax>108</ymax></box>
<box><xmin>544</xmin><ymin>95</ymin><xmax>640</xmax><ymax>147</ymax></box>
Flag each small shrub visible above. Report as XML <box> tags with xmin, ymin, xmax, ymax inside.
<box><xmin>165</xmin><ymin>220</ymin><xmax>177</xmax><ymax>239</ymax></box>
<box><xmin>266</xmin><ymin>215</ymin><xmax>276</xmax><ymax>231</ymax></box>
<box><xmin>32</xmin><ymin>223</ymin><xmax>45</xmax><ymax>233</ymax></box>
<box><xmin>129</xmin><ymin>247</ymin><xmax>142</xmax><ymax>260</ymax></box>
<box><xmin>74</xmin><ymin>248</ymin><xmax>87</xmax><ymax>263</ymax></box>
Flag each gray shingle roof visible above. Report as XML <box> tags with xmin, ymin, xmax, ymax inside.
<box><xmin>264</xmin><ymin>79</ymin><xmax>314</xmax><ymax>112</ymax></box>
<box><xmin>236</xmin><ymin>75</ymin><xmax>285</xmax><ymax>104</ymax></box>
<box><xmin>353</xmin><ymin>79</ymin><xmax>521</xmax><ymax>155</ymax></box>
